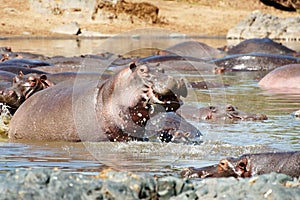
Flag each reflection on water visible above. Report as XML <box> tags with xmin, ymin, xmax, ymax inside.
<box><xmin>0</xmin><ymin>37</ymin><xmax>299</xmax><ymax>176</ymax></box>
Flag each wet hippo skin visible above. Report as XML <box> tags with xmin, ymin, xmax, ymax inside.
<box><xmin>181</xmin><ymin>151</ymin><xmax>300</xmax><ymax>178</ymax></box>
<box><xmin>259</xmin><ymin>64</ymin><xmax>300</xmax><ymax>90</ymax></box>
<box><xmin>8</xmin><ymin>62</ymin><xmax>192</xmax><ymax>142</ymax></box>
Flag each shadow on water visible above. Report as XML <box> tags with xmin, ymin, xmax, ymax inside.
<box><xmin>0</xmin><ymin>37</ymin><xmax>299</xmax><ymax>176</ymax></box>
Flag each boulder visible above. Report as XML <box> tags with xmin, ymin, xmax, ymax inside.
<box><xmin>227</xmin><ymin>11</ymin><xmax>300</xmax><ymax>40</ymax></box>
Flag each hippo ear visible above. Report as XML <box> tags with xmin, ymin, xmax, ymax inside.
<box><xmin>39</xmin><ymin>74</ymin><xmax>48</xmax><ymax>81</ymax></box>
<box><xmin>39</xmin><ymin>74</ymin><xmax>54</xmax><ymax>88</ymax></box>
<box><xmin>19</xmin><ymin>71</ymin><xmax>24</xmax><ymax>77</ymax></box>
<box><xmin>129</xmin><ymin>62</ymin><xmax>137</xmax><ymax>71</ymax></box>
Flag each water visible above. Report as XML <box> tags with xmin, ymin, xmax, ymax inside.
<box><xmin>0</xmin><ymin>37</ymin><xmax>299</xmax><ymax>177</ymax></box>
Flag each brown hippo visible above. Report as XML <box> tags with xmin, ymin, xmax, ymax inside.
<box><xmin>178</xmin><ymin>104</ymin><xmax>268</xmax><ymax>121</ymax></box>
<box><xmin>181</xmin><ymin>151</ymin><xmax>300</xmax><ymax>178</ymax></box>
<box><xmin>227</xmin><ymin>38</ymin><xmax>297</xmax><ymax>56</ymax></box>
<box><xmin>0</xmin><ymin>72</ymin><xmax>54</xmax><ymax>110</ymax></box>
<box><xmin>8</xmin><ymin>62</ymin><xmax>194</xmax><ymax>142</ymax></box>
<box><xmin>259</xmin><ymin>64</ymin><xmax>300</xmax><ymax>90</ymax></box>
<box><xmin>210</xmin><ymin>53</ymin><xmax>300</xmax><ymax>71</ymax></box>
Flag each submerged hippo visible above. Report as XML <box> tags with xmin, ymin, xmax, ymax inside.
<box><xmin>0</xmin><ymin>58</ymin><xmax>51</xmax><ymax>68</ymax></box>
<box><xmin>259</xmin><ymin>64</ymin><xmax>300</xmax><ymax>90</ymax></box>
<box><xmin>0</xmin><ymin>72</ymin><xmax>54</xmax><ymax>111</ymax></box>
<box><xmin>157</xmin><ymin>41</ymin><xmax>225</xmax><ymax>60</ymax></box>
<box><xmin>145</xmin><ymin>112</ymin><xmax>202</xmax><ymax>144</ymax></box>
<box><xmin>211</xmin><ymin>53</ymin><xmax>300</xmax><ymax>71</ymax></box>
<box><xmin>178</xmin><ymin>104</ymin><xmax>268</xmax><ymax>121</ymax></box>
<box><xmin>181</xmin><ymin>151</ymin><xmax>300</xmax><ymax>178</ymax></box>
<box><xmin>8</xmin><ymin>62</ymin><xmax>198</xmax><ymax>142</ymax></box>
<box><xmin>227</xmin><ymin>38</ymin><xmax>297</xmax><ymax>56</ymax></box>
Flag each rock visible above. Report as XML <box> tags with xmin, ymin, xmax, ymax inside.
<box><xmin>260</xmin><ymin>0</ymin><xmax>300</xmax><ymax>12</ymax></box>
<box><xmin>0</xmin><ymin>169</ymin><xmax>299</xmax><ymax>199</ymax></box>
<box><xmin>50</xmin><ymin>22</ymin><xmax>81</xmax><ymax>35</ymax></box>
<box><xmin>227</xmin><ymin>11</ymin><xmax>300</xmax><ymax>40</ymax></box>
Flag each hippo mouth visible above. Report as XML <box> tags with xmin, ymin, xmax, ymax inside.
<box><xmin>146</xmin><ymin>78</ymin><xmax>187</xmax><ymax>112</ymax></box>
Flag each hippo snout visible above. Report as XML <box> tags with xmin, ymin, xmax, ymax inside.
<box><xmin>152</xmin><ymin>76</ymin><xmax>187</xmax><ymax>98</ymax></box>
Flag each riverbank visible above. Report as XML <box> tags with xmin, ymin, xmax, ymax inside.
<box><xmin>1</xmin><ymin>0</ymin><xmax>299</xmax><ymax>37</ymax></box>
<box><xmin>1</xmin><ymin>168</ymin><xmax>299</xmax><ymax>199</ymax></box>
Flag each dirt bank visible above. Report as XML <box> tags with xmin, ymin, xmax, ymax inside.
<box><xmin>0</xmin><ymin>0</ymin><xmax>299</xmax><ymax>37</ymax></box>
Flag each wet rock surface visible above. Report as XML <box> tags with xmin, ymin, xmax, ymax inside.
<box><xmin>0</xmin><ymin>168</ymin><xmax>299</xmax><ymax>200</ymax></box>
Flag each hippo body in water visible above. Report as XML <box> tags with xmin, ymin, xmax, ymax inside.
<box><xmin>157</xmin><ymin>41</ymin><xmax>225</xmax><ymax>60</ymax></box>
<box><xmin>211</xmin><ymin>53</ymin><xmax>300</xmax><ymax>71</ymax></box>
<box><xmin>259</xmin><ymin>64</ymin><xmax>300</xmax><ymax>90</ymax></box>
<box><xmin>181</xmin><ymin>151</ymin><xmax>300</xmax><ymax>178</ymax></box>
<box><xmin>178</xmin><ymin>104</ymin><xmax>268</xmax><ymax>121</ymax></box>
<box><xmin>0</xmin><ymin>58</ymin><xmax>51</xmax><ymax>68</ymax></box>
<box><xmin>8</xmin><ymin>62</ymin><xmax>201</xmax><ymax>143</ymax></box>
<box><xmin>227</xmin><ymin>38</ymin><xmax>297</xmax><ymax>56</ymax></box>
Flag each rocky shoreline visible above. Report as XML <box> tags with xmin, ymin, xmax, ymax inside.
<box><xmin>1</xmin><ymin>168</ymin><xmax>299</xmax><ymax>199</ymax></box>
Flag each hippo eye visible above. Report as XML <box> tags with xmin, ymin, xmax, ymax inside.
<box><xmin>238</xmin><ymin>162</ymin><xmax>246</xmax><ymax>168</ymax></box>
<box><xmin>226</xmin><ymin>105</ymin><xmax>235</xmax><ymax>111</ymax></box>
<box><xmin>139</xmin><ymin>65</ymin><xmax>149</xmax><ymax>73</ymax></box>
<box><xmin>220</xmin><ymin>161</ymin><xmax>225</xmax><ymax>166</ymax></box>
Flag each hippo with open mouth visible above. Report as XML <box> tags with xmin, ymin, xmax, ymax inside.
<box><xmin>181</xmin><ymin>151</ymin><xmax>300</xmax><ymax>178</ymax></box>
<box><xmin>8</xmin><ymin>62</ymin><xmax>201</xmax><ymax>142</ymax></box>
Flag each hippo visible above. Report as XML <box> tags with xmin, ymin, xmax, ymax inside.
<box><xmin>0</xmin><ymin>71</ymin><xmax>111</xmax><ymax>113</ymax></box>
<box><xmin>8</xmin><ymin>62</ymin><xmax>195</xmax><ymax>142</ymax></box>
<box><xmin>211</xmin><ymin>53</ymin><xmax>300</xmax><ymax>71</ymax></box>
<box><xmin>259</xmin><ymin>64</ymin><xmax>300</xmax><ymax>90</ymax></box>
<box><xmin>0</xmin><ymin>72</ymin><xmax>54</xmax><ymax>111</ymax></box>
<box><xmin>227</xmin><ymin>38</ymin><xmax>297</xmax><ymax>56</ymax></box>
<box><xmin>0</xmin><ymin>58</ymin><xmax>51</xmax><ymax>68</ymax></box>
<box><xmin>189</xmin><ymin>81</ymin><xmax>229</xmax><ymax>89</ymax></box>
<box><xmin>181</xmin><ymin>151</ymin><xmax>300</xmax><ymax>178</ymax></box>
<box><xmin>178</xmin><ymin>104</ymin><xmax>268</xmax><ymax>121</ymax></box>
<box><xmin>157</xmin><ymin>41</ymin><xmax>225</xmax><ymax>60</ymax></box>
<box><xmin>136</xmin><ymin>55</ymin><xmax>213</xmax><ymax>72</ymax></box>
<box><xmin>145</xmin><ymin>112</ymin><xmax>202</xmax><ymax>144</ymax></box>
<box><xmin>0</xmin><ymin>66</ymin><xmax>48</xmax><ymax>75</ymax></box>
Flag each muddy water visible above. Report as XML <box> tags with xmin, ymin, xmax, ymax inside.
<box><xmin>0</xmin><ymin>37</ymin><xmax>299</xmax><ymax>177</ymax></box>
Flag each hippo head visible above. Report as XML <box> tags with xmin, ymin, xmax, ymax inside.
<box><xmin>181</xmin><ymin>155</ymin><xmax>251</xmax><ymax>178</ymax></box>
<box><xmin>198</xmin><ymin>104</ymin><xmax>268</xmax><ymax>121</ymax></box>
<box><xmin>104</xmin><ymin>62</ymin><xmax>188</xmax><ymax>141</ymax></box>
<box><xmin>0</xmin><ymin>72</ymin><xmax>54</xmax><ymax>108</ymax></box>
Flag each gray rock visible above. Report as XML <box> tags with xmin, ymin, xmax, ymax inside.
<box><xmin>227</xmin><ymin>11</ymin><xmax>300</xmax><ymax>40</ymax></box>
<box><xmin>0</xmin><ymin>169</ymin><xmax>299</xmax><ymax>200</ymax></box>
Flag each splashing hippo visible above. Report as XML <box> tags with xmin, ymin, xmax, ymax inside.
<box><xmin>8</xmin><ymin>62</ymin><xmax>201</xmax><ymax>143</ymax></box>
<box><xmin>259</xmin><ymin>64</ymin><xmax>300</xmax><ymax>90</ymax></box>
<box><xmin>181</xmin><ymin>151</ymin><xmax>300</xmax><ymax>178</ymax></box>
<box><xmin>178</xmin><ymin>104</ymin><xmax>268</xmax><ymax>121</ymax></box>
<box><xmin>0</xmin><ymin>72</ymin><xmax>54</xmax><ymax>111</ymax></box>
